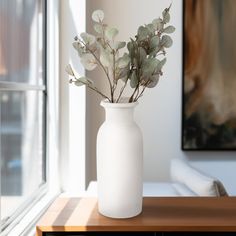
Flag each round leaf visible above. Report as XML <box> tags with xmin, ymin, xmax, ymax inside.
<box><xmin>100</xmin><ymin>50</ymin><xmax>112</xmax><ymax>67</ymax></box>
<box><xmin>92</xmin><ymin>9</ymin><xmax>104</xmax><ymax>22</ymax></box>
<box><xmin>161</xmin><ymin>35</ymin><xmax>173</xmax><ymax>48</ymax></box>
<box><xmin>141</xmin><ymin>58</ymin><xmax>159</xmax><ymax>77</ymax></box>
<box><xmin>80</xmin><ymin>53</ymin><xmax>97</xmax><ymax>70</ymax></box>
<box><xmin>105</xmin><ymin>27</ymin><xmax>119</xmax><ymax>40</ymax></box>
<box><xmin>146</xmin><ymin>24</ymin><xmax>155</xmax><ymax>35</ymax></box>
<box><xmin>115</xmin><ymin>41</ymin><xmax>126</xmax><ymax>50</ymax></box>
<box><xmin>163</xmin><ymin>26</ymin><xmax>175</xmax><ymax>34</ymax></box>
<box><xmin>150</xmin><ymin>36</ymin><xmax>160</xmax><ymax>49</ymax></box>
<box><xmin>117</xmin><ymin>53</ymin><xmax>130</xmax><ymax>68</ymax></box>
<box><xmin>72</xmin><ymin>42</ymin><xmax>84</xmax><ymax>56</ymax></box>
<box><xmin>152</xmin><ymin>18</ymin><xmax>163</xmax><ymax>30</ymax></box>
<box><xmin>80</xmin><ymin>32</ymin><xmax>96</xmax><ymax>45</ymax></box>
<box><xmin>147</xmin><ymin>74</ymin><xmax>159</xmax><ymax>88</ymax></box>
<box><xmin>94</xmin><ymin>23</ymin><xmax>103</xmax><ymax>34</ymax></box>
<box><xmin>137</xmin><ymin>26</ymin><xmax>149</xmax><ymax>41</ymax></box>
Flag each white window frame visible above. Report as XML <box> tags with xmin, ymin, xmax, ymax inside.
<box><xmin>0</xmin><ymin>0</ymin><xmax>60</xmax><ymax>235</ymax></box>
<box><xmin>59</xmin><ymin>0</ymin><xmax>87</xmax><ymax>196</ymax></box>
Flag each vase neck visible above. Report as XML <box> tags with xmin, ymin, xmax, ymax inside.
<box><xmin>104</xmin><ymin>107</ymin><xmax>135</xmax><ymax>123</ymax></box>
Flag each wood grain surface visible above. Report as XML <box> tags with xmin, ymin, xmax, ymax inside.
<box><xmin>36</xmin><ymin>197</ymin><xmax>236</xmax><ymax>236</ymax></box>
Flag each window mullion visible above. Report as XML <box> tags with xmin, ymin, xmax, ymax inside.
<box><xmin>0</xmin><ymin>82</ymin><xmax>45</xmax><ymax>91</ymax></box>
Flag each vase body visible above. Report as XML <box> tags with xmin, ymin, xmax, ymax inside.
<box><xmin>96</xmin><ymin>100</ymin><xmax>143</xmax><ymax>218</ymax></box>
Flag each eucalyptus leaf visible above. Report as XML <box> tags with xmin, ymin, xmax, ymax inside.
<box><xmin>73</xmin><ymin>42</ymin><xmax>85</xmax><ymax>57</ymax></box>
<box><xmin>80</xmin><ymin>32</ymin><xmax>96</xmax><ymax>45</ymax></box>
<box><xmin>157</xmin><ymin>58</ymin><xmax>167</xmax><ymax>70</ymax></box>
<box><xmin>117</xmin><ymin>53</ymin><xmax>130</xmax><ymax>68</ymax></box>
<box><xmin>80</xmin><ymin>53</ymin><xmax>97</xmax><ymax>70</ymax></box>
<box><xmin>74</xmin><ymin>80</ymin><xmax>84</xmax><ymax>86</ymax></box>
<box><xmin>105</xmin><ymin>27</ymin><xmax>119</xmax><ymax>40</ymax></box>
<box><xmin>100</xmin><ymin>50</ymin><xmax>112</xmax><ymax>67</ymax></box>
<box><xmin>162</xmin><ymin>8</ymin><xmax>170</xmax><ymax>24</ymax></box>
<box><xmin>115</xmin><ymin>41</ymin><xmax>126</xmax><ymax>50</ymax></box>
<box><xmin>92</xmin><ymin>9</ymin><xmax>104</xmax><ymax>22</ymax></box>
<box><xmin>65</xmin><ymin>64</ymin><xmax>74</xmax><ymax>76</ymax></box>
<box><xmin>161</xmin><ymin>35</ymin><xmax>173</xmax><ymax>48</ymax></box>
<box><xmin>139</xmin><ymin>47</ymin><xmax>147</xmax><ymax>64</ymax></box>
<box><xmin>142</xmin><ymin>58</ymin><xmax>159</xmax><ymax>77</ymax></box>
<box><xmin>137</xmin><ymin>26</ymin><xmax>149</xmax><ymax>41</ymax></box>
<box><xmin>130</xmin><ymin>71</ymin><xmax>138</xmax><ymax>88</ymax></box>
<box><xmin>150</xmin><ymin>36</ymin><xmax>160</xmax><ymax>49</ymax></box>
<box><xmin>152</xmin><ymin>18</ymin><xmax>163</xmax><ymax>30</ymax></box>
<box><xmin>147</xmin><ymin>74</ymin><xmax>159</xmax><ymax>88</ymax></box>
<box><xmin>94</xmin><ymin>23</ymin><xmax>103</xmax><ymax>34</ymax></box>
<box><xmin>146</xmin><ymin>24</ymin><xmax>155</xmax><ymax>35</ymax></box>
<box><xmin>118</xmin><ymin>66</ymin><xmax>130</xmax><ymax>80</ymax></box>
<box><xmin>163</xmin><ymin>25</ymin><xmax>175</xmax><ymax>34</ymax></box>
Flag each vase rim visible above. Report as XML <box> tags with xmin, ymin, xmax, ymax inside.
<box><xmin>101</xmin><ymin>98</ymin><xmax>138</xmax><ymax>108</ymax></box>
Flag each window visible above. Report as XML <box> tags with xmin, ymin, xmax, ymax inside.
<box><xmin>0</xmin><ymin>0</ymin><xmax>47</xmax><ymax>231</ymax></box>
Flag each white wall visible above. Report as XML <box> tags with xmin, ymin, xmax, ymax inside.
<box><xmin>86</xmin><ymin>0</ymin><xmax>236</xmax><ymax>195</ymax></box>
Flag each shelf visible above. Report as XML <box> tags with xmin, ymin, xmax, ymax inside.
<box><xmin>36</xmin><ymin>197</ymin><xmax>236</xmax><ymax>236</ymax></box>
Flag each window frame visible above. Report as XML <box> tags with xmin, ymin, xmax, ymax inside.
<box><xmin>0</xmin><ymin>0</ymin><xmax>58</xmax><ymax>234</ymax></box>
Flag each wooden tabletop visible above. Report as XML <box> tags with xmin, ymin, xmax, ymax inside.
<box><xmin>36</xmin><ymin>197</ymin><xmax>236</xmax><ymax>235</ymax></box>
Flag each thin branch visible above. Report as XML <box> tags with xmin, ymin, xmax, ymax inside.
<box><xmin>129</xmin><ymin>84</ymin><xmax>140</xmax><ymax>103</ymax></box>
<box><xmin>116</xmin><ymin>79</ymin><xmax>128</xmax><ymax>103</ymax></box>
<box><xmin>70</xmin><ymin>78</ymin><xmax>111</xmax><ymax>102</ymax></box>
<box><xmin>134</xmin><ymin>81</ymin><xmax>150</xmax><ymax>102</ymax></box>
<box><xmin>80</xmin><ymin>40</ymin><xmax>113</xmax><ymax>99</ymax></box>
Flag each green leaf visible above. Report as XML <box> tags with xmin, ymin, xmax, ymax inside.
<box><xmin>80</xmin><ymin>53</ymin><xmax>97</xmax><ymax>70</ymax></box>
<box><xmin>137</xmin><ymin>26</ymin><xmax>149</xmax><ymax>41</ymax></box>
<box><xmin>130</xmin><ymin>71</ymin><xmax>138</xmax><ymax>88</ymax></box>
<box><xmin>100</xmin><ymin>50</ymin><xmax>112</xmax><ymax>67</ymax></box>
<box><xmin>117</xmin><ymin>53</ymin><xmax>130</xmax><ymax>68</ymax></box>
<box><xmin>92</xmin><ymin>9</ymin><xmax>104</xmax><ymax>22</ymax></box>
<box><xmin>141</xmin><ymin>58</ymin><xmax>159</xmax><ymax>77</ymax></box>
<box><xmin>75</xmin><ymin>77</ymin><xmax>93</xmax><ymax>86</ymax></box>
<box><xmin>162</xmin><ymin>8</ymin><xmax>170</xmax><ymax>24</ymax></box>
<box><xmin>163</xmin><ymin>26</ymin><xmax>175</xmax><ymax>34</ymax></box>
<box><xmin>105</xmin><ymin>27</ymin><xmax>119</xmax><ymax>40</ymax></box>
<box><xmin>94</xmin><ymin>23</ymin><xmax>103</xmax><ymax>34</ymax></box>
<box><xmin>139</xmin><ymin>47</ymin><xmax>147</xmax><ymax>64</ymax></box>
<box><xmin>152</xmin><ymin>18</ymin><xmax>163</xmax><ymax>30</ymax></box>
<box><xmin>80</xmin><ymin>32</ymin><xmax>96</xmax><ymax>45</ymax></box>
<box><xmin>150</xmin><ymin>36</ymin><xmax>160</xmax><ymax>49</ymax></box>
<box><xmin>72</xmin><ymin>42</ymin><xmax>84</xmax><ymax>56</ymax></box>
<box><xmin>117</xmin><ymin>66</ymin><xmax>129</xmax><ymax>80</ymax></box>
<box><xmin>115</xmin><ymin>41</ymin><xmax>126</xmax><ymax>50</ymax></box>
<box><xmin>161</xmin><ymin>35</ymin><xmax>173</xmax><ymax>48</ymax></box>
<box><xmin>146</xmin><ymin>24</ymin><xmax>155</xmax><ymax>35</ymax></box>
<box><xmin>147</xmin><ymin>74</ymin><xmax>160</xmax><ymax>88</ymax></box>
<box><xmin>157</xmin><ymin>58</ymin><xmax>167</xmax><ymax>70</ymax></box>
<box><xmin>65</xmin><ymin>64</ymin><xmax>74</xmax><ymax>76</ymax></box>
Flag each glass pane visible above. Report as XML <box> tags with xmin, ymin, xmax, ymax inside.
<box><xmin>0</xmin><ymin>0</ymin><xmax>44</xmax><ymax>85</ymax></box>
<box><xmin>0</xmin><ymin>91</ymin><xmax>45</xmax><ymax>221</ymax></box>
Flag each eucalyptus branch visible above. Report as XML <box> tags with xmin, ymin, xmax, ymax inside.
<box><xmin>70</xmin><ymin>78</ymin><xmax>111</xmax><ymax>102</ymax></box>
<box><xmin>80</xmin><ymin>40</ymin><xmax>113</xmax><ymax>98</ymax></box>
<box><xmin>68</xmin><ymin>8</ymin><xmax>174</xmax><ymax>103</ymax></box>
<box><xmin>129</xmin><ymin>83</ymin><xmax>140</xmax><ymax>103</ymax></box>
<box><xmin>116</xmin><ymin>79</ymin><xmax>128</xmax><ymax>103</ymax></box>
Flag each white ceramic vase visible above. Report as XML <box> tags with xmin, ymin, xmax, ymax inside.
<box><xmin>96</xmin><ymin>100</ymin><xmax>143</xmax><ymax>218</ymax></box>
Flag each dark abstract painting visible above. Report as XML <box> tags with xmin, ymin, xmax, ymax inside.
<box><xmin>183</xmin><ymin>0</ymin><xmax>236</xmax><ymax>150</ymax></box>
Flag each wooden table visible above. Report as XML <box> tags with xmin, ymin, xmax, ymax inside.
<box><xmin>36</xmin><ymin>197</ymin><xmax>236</xmax><ymax>236</ymax></box>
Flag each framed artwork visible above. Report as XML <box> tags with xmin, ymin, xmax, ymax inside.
<box><xmin>182</xmin><ymin>0</ymin><xmax>236</xmax><ymax>150</ymax></box>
